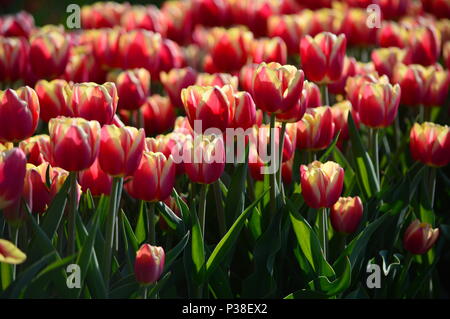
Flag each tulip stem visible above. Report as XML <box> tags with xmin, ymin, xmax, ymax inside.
<box><xmin>269</xmin><ymin>113</ymin><xmax>277</xmax><ymax>217</ymax></box>
<box><xmin>198</xmin><ymin>184</ymin><xmax>208</xmax><ymax>239</ymax></box>
<box><xmin>147</xmin><ymin>202</ymin><xmax>156</xmax><ymax>245</ymax></box>
<box><xmin>318</xmin><ymin>208</ymin><xmax>329</xmax><ymax>261</ymax></box>
<box><xmin>369</xmin><ymin>128</ymin><xmax>380</xmax><ymax>183</ymax></box>
<box><xmin>427</xmin><ymin>167</ymin><xmax>437</xmax><ymax>209</ymax></box>
<box><xmin>212</xmin><ymin>181</ymin><xmax>226</xmax><ymax>237</ymax></box>
<box><xmin>321</xmin><ymin>84</ymin><xmax>330</xmax><ymax>106</ymax></box>
<box><xmin>277</xmin><ymin>122</ymin><xmax>287</xmax><ymax>203</ymax></box>
<box><xmin>67</xmin><ymin>172</ymin><xmax>78</xmax><ymax>256</ymax></box>
<box><xmin>103</xmin><ymin>176</ymin><xmax>122</xmax><ymax>287</ymax></box>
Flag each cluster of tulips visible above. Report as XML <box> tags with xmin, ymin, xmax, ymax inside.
<box><xmin>0</xmin><ymin>0</ymin><xmax>449</xmax><ymax>299</ymax></box>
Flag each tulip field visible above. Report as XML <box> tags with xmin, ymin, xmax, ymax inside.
<box><xmin>1</xmin><ymin>0</ymin><xmax>450</xmax><ymax>301</ymax></box>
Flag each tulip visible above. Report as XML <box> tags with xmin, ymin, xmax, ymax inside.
<box><xmin>125</xmin><ymin>152</ymin><xmax>176</xmax><ymax>202</ymax></box>
<box><xmin>160</xmin><ymin>67</ymin><xmax>197</xmax><ymax>108</ymax></box>
<box><xmin>67</xmin><ymin>82</ymin><xmax>118</xmax><ymax>126</ymax></box>
<box><xmin>161</xmin><ymin>0</ymin><xmax>194</xmax><ymax>44</ymax></box>
<box><xmin>330</xmin><ymin>196</ymin><xmax>363</xmax><ymax>234</ymax></box>
<box><xmin>300</xmin><ymin>32</ymin><xmax>347</xmax><ymax>84</ymax></box>
<box><xmin>392</xmin><ymin>63</ymin><xmax>425</xmax><ymax>107</ymax></box>
<box><xmin>121</xmin><ymin>5</ymin><xmax>167</xmax><ymax>35</ymax></box>
<box><xmin>19</xmin><ymin>135</ymin><xmax>52</xmax><ymax>166</ymax></box>
<box><xmin>371</xmin><ymin>47</ymin><xmax>409</xmax><ymax>81</ymax></box>
<box><xmin>81</xmin><ymin>2</ymin><xmax>128</xmax><ymax>29</ymax></box>
<box><xmin>0</xmin><ymin>87</ymin><xmax>40</xmax><ymax>143</ymax></box>
<box><xmin>134</xmin><ymin>244</ymin><xmax>165</xmax><ymax>284</ymax></box>
<box><xmin>78</xmin><ymin>158</ymin><xmax>112</xmax><ymax>196</ymax></box>
<box><xmin>377</xmin><ymin>22</ymin><xmax>409</xmax><ymax>48</ymax></box>
<box><xmin>192</xmin><ymin>0</ymin><xmax>230</xmax><ymax>27</ymax></box>
<box><xmin>422</xmin><ymin>66</ymin><xmax>450</xmax><ymax>107</ymax></box>
<box><xmin>251</xmin><ymin>37</ymin><xmax>288</xmax><ymax>65</ymax></box>
<box><xmin>409</xmin><ymin>122</ymin><xmax>450</xmax><ymax>167</ymax></box>
<box><xmin>0</xmin><ymin>239</ymin><xmax>27</xmax><ymax>265</ymax></box>
<box><xmin>64</xmin><ymin>45</ymin><xmax>106</xmax><ymax>84</ymax></box>
<box><xmin>35</xmin><ymin>79</ymin><xmax>72</xmax><ymax>122</ymax></box>
<box><xmin>276</xmin><ymin>80</ymin><xmax>319</xmax><ymax>123</ymax></box>
<box><xmin>251</xmin><ymin>62</ymin><xmax>304</xmax><ymax>114</ymax></box>
<box><xmin>345</xmin><ymin>74</ymin><xmax>379</xmax><ymax>111</ymax></box>
<box><xmin>49</xmin><ymin>117</ymin><xmax>101</xmax><ymax>172</ymax></box>
<box><xmin>98</xmin><ymin>125</ymin><xmax>145</xmax><ymax>177</ymax></box>
<box><xmin>408</xmin><ymin>25</ymin><xmax>441</xmax><ymax>66</ymax></box>
<box><xmin>173</xmin><ymin>116</ymin><xmax>194</xmax><ymax>136</ymax></box>
<box><xmin>230</xmin><ymin>0</ymin><xmax>278</xmax><ymax>37</ymax></box>
<box><xmin>231</xmin><ymin>91</ymin><xmax>256</xmax><ymax>130</ymax></box>
<box><xmin>157</xmin><ymin>39</ymin><xmax>185</xmax><ymax>76</ymax></box>
<box><xmin>108</xmin><ymin>68</ymin><xmax>150</xmax><ymax>111</ymax></box>
<box><xmin>159</xmin><ymin>196</ymin><xmax>182</xmax><ymax>231</ymax></box>
<box><xmin>0</xmin><ymin>11</ymin><xmax>34</xmax><ymax>38</ymax></box>
<box><xmin>327</xmin><ymin>56</ymin><xmax>358</xmax><ymax>95</ymax></box>
<box><xmin>239</xmin><ymin>63</ymin><xmax>258</xmax><ymax>93</ymax></box>
<box><xmin>0</xmin><ymin>148</ymin><xmax>26</xmax><ymax>210</ymax></box>
<box><xmin>358</xmin><ymin>77</ymin><xmax>401</xmax><ymax>128</ymax></box>
<box><xmin>181</xmin><ymin>85</ymin><xmax>234</xmax><ymax>133</ymax></box>
<box><xmin>22</xmin><ymin>162</ymin><xmax>52</xmax><ymax>215</ymax></box>
<box><xmin>281</xmin><ymin>157</ymin><xmax>294</xmax><ymax>185</ymax></box>
<box><xmin>403</xmin><ymin>220</ymin><xmax>439</xmax><ymax>255</ymax></box>
<box><xmin>341</xmin><ymin>8</ymin><xmax>377</xmax><ymax>47</ymax></box>
<box><xmin>29</xmin><ymin>30</ymin><xmax>70</xmax><ymax>79</ymax></box>
<box><xmin>300</xmin><ymin>160</ymin><xmax>344</xmax><ymax>209</ymax></box>
<box><xmin>268</xmin><ymin>14</ymin><xmax>306</xmax><ymax>54</ymax></box>
<box><xmin>196</xmin><ymin>72</ymin><xmax>239</xmax><ymax>90</ymax></box>
<box><xmin>331</xmin><ymin>100</ymin><xmax>359</xmax><ymax>141</ymax></box>
<box><xmin>93</xmin><ymin>27</ymin><xmax>123</xmax><ymax>68</ymax></box>
<box><xmin>141</xmin><ymin>95</ymin><xmax>177</xmax><ymax>136</ymax></box>
<box><xmin>183</xmin><ymin>135</ymin><xmax>225</xmax><ymax>184</ymax></box>
<box><xmin>0</xmin><ymin>36</ymin><xmax>29</xmax><ymax>83</ymax></box>
<box><xmin>296</xmin><ymin>106</ymin><xmax>335</xmax><ymax>151</ymax></box>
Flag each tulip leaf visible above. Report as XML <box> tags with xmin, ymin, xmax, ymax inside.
<box><xmin>148</xmin><ymin>272</ymin><xmax>171</xmax><ymax>298</ymax></box>
<box><xmin>307</xmin><ymin>256</ymin><xmax>352</xmax><ymax>296</ymax></box>
<box><xmin>135</xmin><ymin>200</ymin><xmax>147</xmax><ymax>244</ymax></box>
<box><xmin>165</xmin><ymin>231</ymin><xmax>190</xmax><ymax>272</ymax></box>
<box><xmin>156</xmin><ymin>201</ymin><xmax>185</xmax><ymax>235</ymax></box>
<box><xmin>190</xmin><ymin>205</ymin><xmax>205</xmax><ymax>284</ymax></box>
<box><xmin>319</xmin><ymin>131</ymin><xmax>340</xmax><ymax>162</ymax></box>
<box><xmin>173</xmin><ymin>189</ymin><xmax>191</xmax><ymax>227</ymax></box>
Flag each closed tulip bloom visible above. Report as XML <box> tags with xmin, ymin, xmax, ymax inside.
<box><xmin>29</xmin><ymin>30</ymin><xmax>70</xmax><ymax>79</ymax></box>
<box><xmin>126</xmin><ymin>152</ymin><xmax>176</xmax><ymax>202</ymax></box>
<box><xmin>296</xmin><ymin>106</ymin><xmax>335</xmax><ymax>151</ymax></box>
<box><xmin>341</xmin><ymin>8</ymin><xmax>377</xmax><ymax>47</ymax></box>
<box><xmin>23</xmin><ymin>162</ymin><xmax>52</xmax><ymax>215</ymax></box>
<box><xmin>358</xmin><ymin>78</ymin><xmax>401</xmax><ymax>128</ymax></box>
<box><xmin>161</xmin><ymin>0</ymin><xmax>194</xmax><ymax>44</ymax></box>
<box><xmin>330</xmin><ymin>196</ymin><xmax>363</xmax><ymax>234</ymax></box>
<box><xmin>331</xmin><ymin>100</ymin><xmax>359</xmax><ymax>140</ymax></box>
<box><xmin>408</xmin><ymin>25</ymin><xmax>441</xmax><ymax>66</ymax></box>
<box><xmin>267</xmin><ymin>14</ymin><xmax>305</xmax><ymax>54</ymax></box>
<box><xmin>98</xmin><ymin>125</ymin><xmax>145</xmax><ymax>177</ymax></box>
<box><xmin>35</xmin><ymin>79</ymin><xmax>72</xmax><ymax>122</ymax></box>
<box><xmin>377</xmin><ymin>21</ymin><xmax>409</xmax><ymax>48</ymax></box>
<box><xmin>0</xmin><ymin>148</ymin><xmax>26</xmax><ymax>210</ymax></box>
<box><xmin>121</xmin><ymin>5</ymin><xmax>167</xmax><ymax>35</ymax></box>
<box><xmin>141</xmin><ymin>95</ymin><xmax>176</xmax><ymax>136</ymax></box>
<box><xmin>64</xmin><ymin>45</ymin><xmax>107</xmax><ymax>84</ymax></box>
<box><xmin>183</xmin><ymin>135</ymin><xmax>225</xmax><ymax>184</ymax></box>
<box><xmin>300</xmin><ymin>161</ymin><xmax>344</xmax><ymax>209</ymax></box>
<box><xmin>0</xmin><ymin>11</ymin><xmax>34</xmax><ymax>38</ymax></box>
<box><xmin>49</xmin><ymin>117</ymin><xmax>101</xmax><ymax>172</ymax></box>
<box><xmin>393</xmin><ymin>63</ymin><xmax>425</xmax><ymax>106</ymax></box>
<box><xmin>251</xmin><ymin>62</ymin><xmax>304</xmax><ymax>114</ymax></box>
<box><xmin>108</xmin><ymin>68</ymin><xmax>150</xmax><ymax>111</ymax></box>
<box><xmin>300</xmin><ymin>32</ymin><xmax>347</xmax><ymax>84</ymax></box>
<box><xmin>134</xmin><ymin>244</ymin><xmax>165</xmax><ymax>284</ymax></box>
<box><xmin>196</xmin><ymin>72</ymin><xmax>239</xmax><ymax>90</ymax></box>
<box><xmin>0</xmin><ymin>87</ymin><xmax>40</xmax><ymax>143</ymax></box>
<box><xmin>181</xmin><ymin>85</ymin><xmax>234</xmax><ymax>133</ymax></box>
<box><xmin>410</xmin><ymin>122</ymin><xmax>450</xmax><ymax>167</ymax></box>
<box><xmin>403</xmin><ymin>220</ymin><xmax>439</xmax><ymax>255</ymax></box>
<box><xmin>239</xmin><ymin>63</ymin><xmax>258</xmax><ymax>93</ymax></box>
<box><xmin>251</xmin><ymin>37</ymin><xmax>288</xmax><ymax>65</ymax></box>
<box><xmin>371</xmin><ymin>47</ymin><xmax>409</xmax><ymax>81</ymax></box>
<box><xmin>345</xmin><ymin>74</ymin><xmax>378</xmax><ymax>111</ymax></box>
<box><xmin>19</xmin><ymin>135</ymin><xmax>52</xmax><ymax>165</ymax></box>
<box><xmin>422</xmin><ymin>66</ymin><xmax>450</xmax><ymax>107</ymax></box>
<box><xmin>327</xmin><ymin>56</ymin><xmax>358</xmax><ymax>95</ymax></box>
<box><xmin>0</xmin><ymin>239</ymin><xmax>27</xmax><ymax>265</ymax></box>
<box><xmin>93</xmin><ymin>27</ymin><xmax>123</xmax><ymax>68</ymax></box>
<box><xmin>160</xmin><ymin>67</ymin><xmax>197</xmax><ymax>108</ymax></box>
<box><xmin>231</xmin><ymin>91</ymin><xmax>256</xmax><ymax>130</ymax></box>
<box><xmin>277</xmin><ymin>80</ymin><xmax>320</xmax><ymax>122</ymax></box>
<box><xmin>192</xmin><ymin>0</ymin><xmax>230</xmax><ymax>27</ymax></box>
<box><xmin>157</xmin><ymin>38</ymin><xmax>185</xmax><ymax>76</ymax></box>
<box><xmin>78</xmin><ymin>158</ymin><xmax>112</xmax><ymax>196</ymax></box>
<box><xmin>0</xmin><ymin>36</ymin><xmax>29</xmax><ymax>83</ymax></box>
<box><xmin>281</xmin><ymin>157</ymin><xmax>294</xmax><ymax>184</ymax></box>
<box><xmin>81</xmin><ymin>2</ymin><xmax>128</xmax><ymax>29</ymax></box>
<box><xmin>67</xmin><ymin>82</ymin><xmax>118</xmax><ymax>126</ymax></box>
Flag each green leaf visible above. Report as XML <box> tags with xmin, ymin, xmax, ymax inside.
<box><xmin>190</xmin><ymin>205</ymin><xmax>205</xmax><ymax>284</ymax></box>
<box><xmin>135</xmin><ymin>200</ymin><xmax>147</xmax><ymax>244</ymax></box>
<box><xmin>148</xmin><ymin>272</ymin><xmax>171</xmax><ymax>298</ymax></box>
<box><xmin>165</xmin><ymin>231</ymin><xmax>190</xmax><ymax>272</ymax></box>
<box><xmin>173</xmin><ymin>189</ymin><xmax>191</xmax><ymax>227</ymax></box>
<box><xmin>319</xmin><ymin>131</ymin><xmax>340</xmax><ymax>162</ymax></box>
<box><xmin>156</xmin><ymin>201</ymin><xmax>185</xmax><ymax>235</ymax></box>
<box><xmin>308</xmin><ymin>257</ymin><xmax>351</xmax><ymax>296</ymax></box>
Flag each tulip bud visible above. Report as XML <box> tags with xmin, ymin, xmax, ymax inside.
<box><xmin>161</xmin><ymin>0</ymin><xmax>194</xmax><ymax>44</ymax></box>
<box><xmin>174</xmin><ymin>116</ymin><xmax>194</xmax><ymax>136</ymax></box>
<box><xmin>358</xmin><ymin>77</ymin><xmax>401</xmax><ymax>128</ymax></box>
<box><xmin>300</xmin><ymin>161</ymin><xmax>344</xmax><ymax>209</ymax></box>
<box><xmin>251</xmin><ymin>62</ymin><xmax>304</xmax><ymax>114</ymax></box>
<box><xmin>160</xmin><ymin>67</ymin><xmax>197</xmax><ymax>108</ymax></box>
<box><xmin>78</xmin><ymin>158</ymin><xmax>112</xmax><ymax>196</ymax></box>
<box><xmin>67</xmin><ymin>82</ymin><xmax>118</xmax><ymax>126</ymax></box>
<box><xmin>251</xmin><ymin>37</ymin><xmax>288</xmax><ymax>65</ymax></box>
<box><xmin>300</xmin><ymin>32</ymin><xmax>347</xmax><ymax>84</ymax></box>
<box><xmin>183</xmin><ymin>134</ymin><xmax>225</xmax><ymax>184</ymax></box>
<box><xmin>330</xmin><ymin>196</ymin><xmax>363</xmax><ymax>234</ymax></box>
<box><xmin>0</xmin><ymin>239</ymin><xmax>27</xmax><ymax>265</ymax></box>
<box><xmin>196</xmin><ymin>72</ymin><xmax>239</xmax><ymax>90</ymax></box>
<box><xmin>408</xmin><ymin>25</ymin><xmax>441</xmax><ymax>66</ymax></box>
<box><xmin>377</xmin><ymin>21</ymin><xmax>409</xmax><ymax>48</ymax></box>
<box><xmin>403</xmin><ymin>220</ymin><xmax>439</xmax><ymax>255</ymax></box>
<box><xmin>327</xmin><ymin>56</ymin><xmax>358</xmax><ymax>95</ymax></box>
<box><xmin>81</xmin><ymin>2</ymin><xmax>128</xmax><ymax>29</ymax></box>
<box><xmin>0</xmin><ymin>11</ymin><xmax>34</xmax><ymax>38</ymax></box>
<box><xmin>0</xmin><ymin>148</ymin><xmax>26</xmax><ymax>210</ymax></box>
<box><xmin>49</xmin><ymin>117</ymin><xmax>101</xmax><ymax>172</ymax></box>
<box><xmin>296</xmin><ymin>106</ymin><xmax>335</xmax><ymax>151</ymax></box>
<box><xmin>422</xmin><ymin>66</ymin><xmax>450</xmax><ymax>107</ymax></box>
<box><xmin>345</xmin><ymin>74</ymin><xmax>379</xmax><ymax>111</ymax></box>
<box><xmin>98</xmin><ymin>125</ymin><xmax>145</xmax><ymax>177</ymax></box>
<box><xmin>108</xmin><ymin>68</ymin><xmax>150</xmax><ymax>111</ymax></box>
<box><xmin>239</xmin><ymin>63</ymin><xmax>258</xmax><ymax>93</ymax></box>
<box><xmin>281</xmin><ymin>157</ymin><xmax>294</xmax><ymax>185</ymax></box>
<box><xmin>23</xmin><ymin>162</ymin><xmax>53</xmax><ymax>215</ymax></box>
<box><xmin>331</xmin><ymin>100</ymin><xmax>359</xmax><ymax>140</ymax></box>
<box><xmin>141</xmin><ymin>95</ymin><xmax>177</xmax><ymax>136</ymax></box>
<box><xmin>0</xmin><ymin>87</ymin><xmax>40</xmax><ymax>143</ymax></box>
<box><xmin>268</xmin><ymin>14</ymin><xmax>304</xmax><ymax>54</ymax></box>
<box><xmin>371</xmin><ymin>47</ymin><xmax>409</xmax><ymax>81</ymax></box>
<box><xmin>121</xmin><ymin>5</ymin><xmax>167</xmax><ymax>36</ymax></box>
<box><xmin>157</xmin><ymin>38</ymin><xmax>185</xmax><ymax>76</ymax></box>
<box><xmin>392</xmin><ymin>63</ymin><xmax>425</xmax><ymax>106</ymax></box>
<box><xmin>125</xmin><ymin>152</ymin><xmax>176</xmax><ymax>202</ymax></box>
<box><xmin>192</xmin><ymin>0</ymin><xmax>230</xmax><ymax>27</ymax></box>
<box><xmin>93</xmin><ymin>27</ymin><xmax>123</xmax><ymax>68</ymax></box>
<box><xmin>410</xmin><ymin>122</ymin><xmax>450</xmax><ymax>167</ymax></box>
<box><xmin>231</xmin><ymin>91</ymin><xmax>256</xmax><ymax>130</ymax></box>
<box><xmin>181</xmin><ymin>85</ymin><xmax>234</xmax><ymax>133</ymax></box>
<box><xmin>29</xmin><ymin>30</ymin><xmax>70</xmax><ymax>79</ymax></box>
<box><xmin>35</xmin><ymin>79</ymin><xmax>72</xmax><ymax>122</ymax></box>
<box><xmin>19</xmin><ymin>135</ymin><xmax>52</xmax><ymax>166</ymax></box>
<box><xmin>134</xmin><ymin>243</ymin><xmax>165</xmax><ymax>284</ymax></box>
<box><xmin>276</xmin><ymin>80</ymin><xmax>320</xmax><ymax>122</ymax></box>
<box><xmin>0</xmin><ymin>36</ymin><xmax>29</xmax><ymax>83</ymax></box>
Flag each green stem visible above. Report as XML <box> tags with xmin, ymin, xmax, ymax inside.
<box><xmin>318</xmin><ymin>208</ymin><xmax>329</xmax><ymax>261</ymax></box>
<box><xmin>269</xmin><ymin>113</ymin><xmax>277</xmax><ymax>217</ymax></box>
<box><xmin>137</xmin><ymin>108</ymin><xmax>144</xmax><ymax>129</ymax></box>
<box><xmin>428</xmin><ymin>167</ymin><xmax>437</xmax><ymax>209</ymax></box>
<box><xmin>369</xmin><ymin>128</ymin><xmax>380</xmax><ymax>184</ymax></box>
<box><xmin>424</xmin><ymin>106</ymin><xmax>432</xmax><ymax>122</ymax></box>
<box><xmin>395</xmin><ymin>253</ymin><xmax>413</xmax><ymax>298</ymax></box>
<box><xmin>147</xmin><ymin>202</ymin><xmax>156</xmax><ymax>245</ymax></box>
<box><xmin>277</xmin><ymin>122</ymin><xmax>287</xmax><ymax>203</ymax></box>
<box><xmin>198</xmin><ymin>184</ymin><xmax>208</xmax><ymax>239</ymax></box>
<box><xmin>321</xmin><ymin>84</ymin><xmax>330</xmax><ymax>106</ymax></box>
<box><xmin>102</xmin><ymin>177</ymin><xmax>122</xmax><ymax>287</ymax></box>
<box><xmin>212</xmin><ymin>181</ymin><xmax>226</xmax><ymax>237</ymax></box>
<box><xmin>67</xmin><ymin>172</ymin><xmax>78</xmax><ymax>256</ymax></box>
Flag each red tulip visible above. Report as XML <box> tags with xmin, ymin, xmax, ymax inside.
<box><xmin>49</xmin><ymin>117</ymin><xmax>101</xmax><ymax>172</ymax></box>
<box><xmin>64</xmin><ymin>45</ymin><xmax>106</xmax><ymax>84</ymax></box>
<box><xmin>159</xmin><ymin>196</ymin><xmax>182</xmax><ymax>231</ymax></box>
<box><xmin>403</xmin><ymin>220</ymin><xmax>439</xmax><ymax>255</ymax></box>
<box><xmin>422</xmin><ymin>66</ymin><xmax>450</xmax><ymax>107</ymax></box>
<box><xmin>393</xmin><ymin>63</ymin><xmax>425</xmax><ymax>107</ymax></box>
<box><xmin>35</xmin><ymin>79</ymin><xmax>72</xmax><ymax>122</ymax></box>
<box><xmin>410</xmin><ymin>122</ymin><xmax>450</xmax><ymax>167</ymax></box>
<box><xmin>0</xmin><ymin>86</ymin><xmax>40</xmax><ymax>143</ymax></box>
<box><xmin>81</xmin><ymin>2</ymin><xmax>128</xmax><ymax>29</ymax></box>
<box><xmin>19</xmin><ymin>135</ymin><xmax>52</xmax><ymax>166</ymax></box>
<box><xmin>230</xmin><ymin>0</ymin><xmax>278</xmax><ymax>37</ymax></box>
<box><xmin>173</xmin><ymin>116</ymin><xmax>194</xmax><ymax>136</ymax></box>
<box><xmin>22</xmin><ymin>162</ymin><xmax>52</xmax><ymax>215</ymax></box>
<box><xmin>0</xmin><ymin>11</ymin><xmax>34</xmax><ymax>38</ymax></box>
<box><xmin>78</xmin><ymin>158</ymin><xmax>112</xmax><ymax>196</ymax></box>
<box><xmin>327</xmin><ymin>56</ymin><xmax>358</xmax><ymax>95</ymax></box>
<box><xmin>126</xmin><ymin>152</ymin><xmax>176</xmax><ymax>202</ymax></box>
<box><xmin>377</xmin><ymin>22</ymin><xmax>409</xmax><ymax>48</ymax></box>
<box><xmin>231</xmin><ymin>91</ymin><xmax>256</xmax><ymax>130</ymax></box>
<box><xmin>331</xmin><ymin>100</ymin><xmax>359</xmax><ymax>141</ymax></box>
<box><xmin>0</xmin><ymin>239</ymin><xmax>27</xmax><ymax>265</ymax></box>
<box><xmin>0</xmin><ymin>148</ymin><xmax>26</xmax><ymax>210</ymax></box>
<box><xmin>67</xmin><ymin>82</ymin><xmax>118</xmax><ymax>126</ymax></box>
<box><xmin>281</xmin><ymin>157</ymin><xmax>294</xmax><ymax>184</ymax></box>
<box><xmin>93</xmin><ymin>27</ymin><xmax>123</xmax><ymax>68</ymax></box>
<box><xmin>108</xmin><ymin>68</ymin><xmax>150</xmax><ymax>111</ymax></box>
<box><xmin>0</xmin><ymin>36</ymin><xmax>28</xmax><ymax>83</ymax></box>
<box><xmin>239</xmin><ymin>63</ymin><xmax>258</xmax><ymax>93</ymax></box>
<box><xmin>134</xmin><ymin>244</ymin><xmax>165</xmax><ymax>284</ymax></box>
<box><xmin>296</xmin><ymin>106</ymin><xmax>335</xmax><ymax>151</ymax></box>
<box><xmin>157</xmin><ymin>38</ymin><xmax>185</xmax><ymax>76</ymax></box>
<box><xmin>341</xmin><ymin>8</ymin><xmax>377</xmax><ymax>47</ymax></box>
<box><xmin>300</xmin><ymin>161</ymin><xmax>344</xmax><ymax>209</ymax></box>
<box><xmin>330</xmin><ymin>196</ymin><xmax>363</xmax><ymax>234</ymax></box>
<box><xmin>345</xmin><ymin>74</ymin><xmax>379</xmax><ymax>111</ymax></box>
<box><xmin>251</xmin><ymin>37</ymin><xmax>288</xmax><ymax>65</ymax></box>
<box><xmin>358</xmin><ymin>77</ymin><xmax>401</xmax><ymax>128</ymax></box>
<box><xmin>192</xmin><ymin>0</ymin><xmax>230</xmax><ymax>27</ymax></box>
<box><xmin>141</xmin><ymin>95</ymin><xmax>177</xmax><ymax>136</ymax></box>
<box><xmin>160</xmin><ymin>67</ymin><xmax>197</xmax><ymax>108</ymax></box>
<box><xmin>196</xmin><ymin>72</ymin><xmax>239</xmax><ymax>90</ymax></box>
<box><xmin>161</xmin><ymin>0</ymin><xmax>194</xmax><ymax>44</ymax></box>
<box><xmin>29</xmin><ymin>30</ymin><xmax>70</xmax><ymax>79</ymax></box>
<box><xmin>183</xmin><ymin>135</ymin><xmax>225</xmax><ymax>184</ymax></box>
<box><xmin>300</xmin><ymin>32</ymin><xmax>346</xmax><ymax>84</ymax></box>
<box><xmin>408</xmin><ymin>25</ymin><xmax>441</xmax><ymax>66</ymax></box>
<box><xmin>371</xmin><ymin>47</ymin><xmax>410</xmax><ymax>81</ymax></box>
<box><xmin>268</xmin><ymin>13</ymin><xmax>309</xmax><ymax>54</ymax></box>
<box><xmin>251</xmin><ymin>62</ymin><xmax>304</xmax><ymax>114</ymax></box>
<box><xmin>121</xmin><ymin>5</ymin><xmax>167</xmax><ymax>36</ymax></box>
